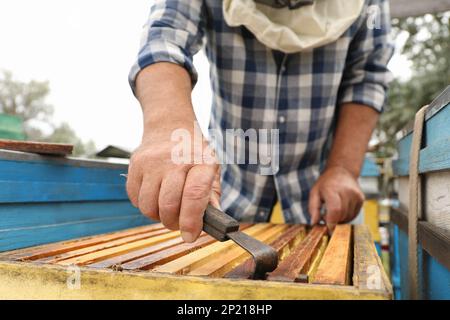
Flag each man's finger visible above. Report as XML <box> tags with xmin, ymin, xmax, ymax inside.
<box><xmin>209</xmin><ymin>166</ymin><xmax>222</xmax><ymax>209</ymax></box>
<box><xmin>126</xmin><ymin>163</ymin><xmax>142</xmax><ymax>208</ymax></box>
<box><xmin>158</xmin><ymin>169</ymin><xmax>188</xmax><ymax>230</ymax></box>
<box><xmin>321</xmin><ymin>189</ymin><xmax>344</xmax><ymax>232</ymax></box>
<box><xmin>179</xmin><ymin>165</ymin><xmax>217</xmax><ymax>243</ymax></box>
<box><xmin>308</xmin><ymin>187</ymin><xmax>322</xmax><ymax>225</ymax></box>
<box><xmin>138</xmin><ymin>174</ymin><xmax>162</xmax><ymax>221</ymax></box>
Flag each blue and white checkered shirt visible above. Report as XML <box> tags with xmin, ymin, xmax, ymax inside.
<box><xmin>129</xmin><ymin>0</ymin><xmax>394</xmax><ymax>223</ymax></box>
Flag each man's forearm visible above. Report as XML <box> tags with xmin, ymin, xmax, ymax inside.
<box><xmin>135</xmin><ymin>62</ymin><xmax>197</xmax><ymax>135</ymax></box>
<box><xmin>326</xmin><ymin>103</ymin><xmax>379</xmax><ymax>177</ymax></box>
<box><xmin>129</xmin><ymin>62</ymin><xmax>220</xmax><ymax>243</ymax></box>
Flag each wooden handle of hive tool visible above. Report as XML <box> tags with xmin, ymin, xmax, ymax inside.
<box><xmin>203</xmin><ymin>204</ymin><xmax>240</xmax><ymax>241</ymax></box>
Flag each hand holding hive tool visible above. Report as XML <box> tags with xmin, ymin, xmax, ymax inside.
<box><xmin>202</xmin><ymin>204</ymin><xmax>278</xmax><ymax>279</ymax></box>
<box><xmin>120</xmin><ymin>174</ymin><xmax>277</xmax><ymax>279</ymax></box>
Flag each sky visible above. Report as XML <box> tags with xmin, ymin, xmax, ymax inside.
<box><xmin>0</xmin><ymin>0</ymin><xmax>410</xmax><ymax>152</ymax></box>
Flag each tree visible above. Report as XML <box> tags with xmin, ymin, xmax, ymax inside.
<box><xmin>0</xmin><ymin>70</ymin><xmax>53</xmax><ymax>138</ymax></box>
<box><xmin>0</xmin><ymin>70</ymin><xmax>96</xmax><ymax>157</ymax></box>
<box><xmin>375</xmin><ymin>12</ymin><xmax>450</xmax><ymax>157</ymax></box>
<box><xmin>45</xmin><ymin>122</ymin><xmax>97</xmax><ymax>157</ymax></box>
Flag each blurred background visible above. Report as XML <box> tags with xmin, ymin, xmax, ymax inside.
<box><xmin>0</xmin><ymin>0</ymin><xmax>449</xmax><ymax>158</ymax></box>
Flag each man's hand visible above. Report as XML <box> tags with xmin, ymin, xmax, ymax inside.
<box><xmin>308</xmin><ymin>103</ymin><xmax>379</xmax><ymax>230</ymax></box>
<box><xmin>127</xmin><ymin>128</ymin><xmax>221</xmax><ymax>243</ymax></box>
<box><xmin>308</xmin><ymin>166</ymin><xmax>365</xmax><ymax>230</ymax></box>
<box><xmin>128</xmin><ymin>63</ymin><xmax>221</xmax><ymax>243</ymax></box>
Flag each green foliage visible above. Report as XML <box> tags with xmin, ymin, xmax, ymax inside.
<box><xmin>0</xmin><ymin>70</ymin><xmax>96</xmax><ymax>157</ymax></box>
<box><xmin>45</xmin><ymin>122</ymin><xmax>97</xmax><ymax>157</ymax></box>
<box><xmin>376</xmin><ymin>12</ymin><xmax>450</xmax><ymax>157</ymax></box>
<box><xmin>0</xmin><ymin>70</ymin><xmax>53</xmax><ymax>125</ymax></box>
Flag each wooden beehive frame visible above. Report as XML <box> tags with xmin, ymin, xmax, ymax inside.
<box><xmin>0</xmin><ymin>224</ymin><xmax>392</xmax><ymax>300</ymax></box>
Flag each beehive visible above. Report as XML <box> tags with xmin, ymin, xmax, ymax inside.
<box><xmin>0</xmin><ymin>223</ymin><xmax>391</xmax><ymax>299</ymax></box>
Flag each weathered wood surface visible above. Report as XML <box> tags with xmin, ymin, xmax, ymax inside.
<box><xmin>151</xmin><ymin>224</ymin><xmax>272</xmax><ymax>275</ymax></box>
<box><xmin>119</xmin><ymin>235</ymin><xmax>215</xmax><ymax>270</ymax></box>
<box><xmin>57</xmin><ymin>231</ymin><xmax>180</xmax><ymax>266</ymax></box>
<box><xmin>0</xmin><ymin>260</ymin><xmax>391</xmax><ymax>300</ymax></box>
<box><xmin>352</xmin><ymin>225</ymin><xmax>392</xmax><ymax>294</ymax></box>
<box><xmin>0</xmin><ymin>139</ymin><xmax>73</xmax><ymax>156</ymax></box>
<box><xmin>118</xmin><ymin>224</ymin><xmax>252</xmax><ymax>270</ymax></box>
<box><xmin>0</xmin><ymin>223</ymin><xmax>393</xmax><ymax>299</ymax></box>
<box><xmin>188</xmin><ymin>224</ymin><xmax>288</xmax><ymax>277</ymax></box>
<box><xmin>2</xmin><ymin>224</ymin><xmax>163</xmax><ymax>261</ymax></box>
<box><xmin>266</xmin><ymin>225</ymin><xmax>327</xmax><ymax>282</ymax></box>
<box><xmin>224</xmin><ymin>225</ymin><xmax>305</xmax><ymax>279</ymax></box>
<box><xmin>313</xmin><ymin>225</ymin><xmax>352</xmax><ymax>285</ymax></box>
<box><xmin>42</xmin><ymin>228</ymin><xmax>171</xmax><ymax>264</ymax></box>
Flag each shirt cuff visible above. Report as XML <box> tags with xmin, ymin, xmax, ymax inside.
<box><xmin>128</xmin><ymin>39</ymin><xmax>198</xmax><ymax>96</ymax></box>
<box><xmin>337</xmin><ymin>82</ymin><xmax>387</xmax><ymax>113</ymax></box>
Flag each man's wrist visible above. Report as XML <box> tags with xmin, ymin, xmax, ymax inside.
<box><xmin>324</xmin><ymin>163</ymin><xmax>360</xmax><ymax>179</ymax></box>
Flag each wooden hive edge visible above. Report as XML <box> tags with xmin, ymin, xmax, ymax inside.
<box><xmin>0</xmin><ymin>260</ymin><xmax>391</xmax><ymax>300</ymax></box>
<box><xmin>352</xmin><ymin>224</ymin><xmax>393</xmax><ymax>299</ymax></box>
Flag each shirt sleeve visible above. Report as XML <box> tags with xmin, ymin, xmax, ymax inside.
<box><xmin>128</xmin><ymin>0</ymin><xmax>206</xmax><ymax>95</ymax></box>
<box><xmin>337</xmin><ymin>0</ymin><xmax>395</xmax><ymax>112</ymax></box>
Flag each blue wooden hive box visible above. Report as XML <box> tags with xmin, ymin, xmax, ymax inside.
<box><xmin>391</xmin><ymin>85</ymin><xmax>450</xmax><ymax>300</ymax></box>
<box><xmin>0</xmin><ymin>150</ymin><xmax>152</xmax><ymax>252</ymax></box>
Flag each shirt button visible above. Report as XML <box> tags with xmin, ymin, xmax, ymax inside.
<box><xmin>278</xmin><ymin>115</ymin><xmax>286</xmax><ymax>123</ymax></box>
<box><xmin>258</xmin><ymin>211</ymin><xmax>265</xmax><ymax>217</ymax></box>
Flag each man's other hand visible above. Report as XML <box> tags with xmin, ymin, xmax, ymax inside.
<box><xmin>308</xmin><ymin>166</ymin><xmax>365</xmax><ymax>231</ymax></box>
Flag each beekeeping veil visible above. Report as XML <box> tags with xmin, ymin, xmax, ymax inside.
<box><xmin>223</xmin><ymin>0</ymin><xmax>365</xmax><ymax>53</ymax></box>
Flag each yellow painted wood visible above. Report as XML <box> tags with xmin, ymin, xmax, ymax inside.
<box><xmin>57</xmin><ymin>231</ymin><xmax>180</xmax><ymax>266</ymax></box>
<box><xmin>152</xmin><ymin>224</ymin><xmax>271</xmax><ymax>275</ymax></box>
<box><xmin>188</xmin><ymin>224</ymin><xmax>288</xmax><ymax>277</ymax></box>
<box><xmin>0</xmin><ymin>261</ymin><xmax>391</xmax><ymax>300</ymax></box>
<box><xmin>312</xmin><ymin>225</ymin><xmax>352</xmax><ymax>285</ymax></box>
<box><xmin>363</xmin><ymin>200</ymin><xmax>381</xmax><ymax>242</ymax></box>
<box><xmin>46</xmin><ymin>229</ymin><xmax>170</xmax><ymax>263</ymax></box>
<box><xmin>2</xmin><ymin>224</ymin><xmax>163</xmax><ymax>261</ymax></box>
<box><xmin>307</xmin><ymin>235</ymin><xmax>328</xmax><ymax>283</ymax></box>
<box><xmin>278</xmin><ymin>226</ymin><xmax>306</xmax><ymax>262</ymax></box>
<box><xmin>270</xmin><ymin>201</ymin><xmax>284</xmax><ymax>223</ymax></box>
<box><xmin>353</xmin><ymin>225</ymin><xmax>392</xmax><ymax>296</ymax></box>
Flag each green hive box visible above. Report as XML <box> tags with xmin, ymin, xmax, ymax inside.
<box><xmin>0</xmin><ymin>114</ymin><xmax>26</xmax><ymax>140</ymax></box>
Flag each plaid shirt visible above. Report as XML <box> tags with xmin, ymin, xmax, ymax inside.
<box><xmin>129</xmin><ymin>0</ymin><xmax>393</xmax><ymax>223</ymax></box>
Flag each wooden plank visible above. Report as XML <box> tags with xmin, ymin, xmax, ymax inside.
<box><xmin>0</xmin><ymin>181</ymin><xmax>129</xmax><ymax>203</ymax></box>
<box><xmin>11</xmin><ymin>224</ymin><xmax>163</xmax><ymax>261</ymax></box>
<box><xmin>392</xmin><ymin>205</ymin><xmax>450</xmax><ymax>269</ymax></box>
<box><xmin>0</xmin><ymin>213</ymin><xmax>150</xmax><ymax>252</ymax></box>
<box><xmin>313</xmin><ymin>225</ymin><xmax>352</xmax><ymax>286</ymax></box>
<box><xmin>89</xmin><ymin>224</ymin><xmax>252</xmax><ymax>269</ymax></box>
<box><xmin>0</xmin><ymin>158</ymin><xmax>127</xmax><ymax>184</ymax></box>
<box><xmin>55</xmin><ymin>231</ymin><xmax>180</xmax><ymax>266</ymax></box>
<box><xmin>0</xmin><ymin>201</ymin><xmax>143</xmax><ymax>234</ymax></box>
<box><xmin>188</xmin><ymin>224</ymin><xmax>288</xmax><ymax>277</ymax></box>
<box><xmin>306</xmin><ymin>235</ymin><xmax>328</xmax><ymax>283</ymax></box>
<box><xmin>41</xmin><ymin>228</ymin><xmax>170</xmax><ymax>263</ymax></box>
<box><xmin>87</xmin><ymin>236</ymin><xmax>185</xmax><ymax>269</ymax></box>
<box><xmin>0</xmin><ymin>260</ymin><xmax>391</xmax><ymax>300</ymax></box>
<box><xmin>224</xmin><ymin>225</ymin><xmax>305</xmax><ymax>279</ymax></box>
<box><xmin>151</xmin><ymin>224</ymin><xmax>272</xmax><ymax>275</ymax></box>
<box><xmin>120</xmin><ymin>235</ymin><xmax>216</xmax><ymax>270</ymax></box>
<box><xmin>0</xmin><ymin>139</ymin><xmax>73</xmax><ymax>156</ymax></box>
<box><xmin>353</xmin><ymin>225</ymin><xmax>392</xmax><ymax>296</ymax></box>
<box><xmin>0</xmin><ymin>149</ymin><xmax>128</xmax><ymax>170</ymax></box>
<box><xmin>266</xmin><ymin>225</ymin><xmax>327</xmax><ymax>282</ymax></box>
<box><xmin>418</xmin><ymin>222</ymin><xmax>450</xmax><ymax>270</ymax></box>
